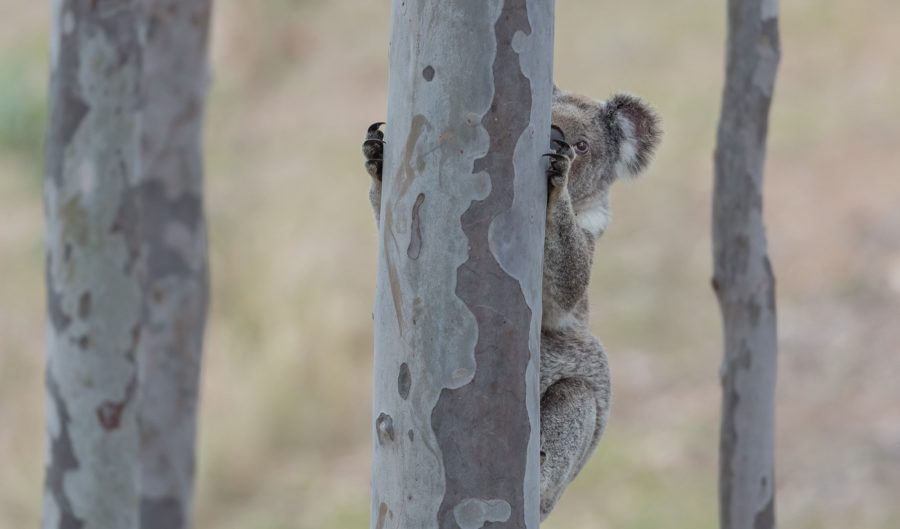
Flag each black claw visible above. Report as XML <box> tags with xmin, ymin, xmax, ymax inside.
<box><xmin>542</xmin><ymin>153</ymin><xmax>568</xmax><ymax>162</ymax></box>
<box><xmin>367</xmin><ymin>122</ymin><xmax>386</xmax><ymax>140</ymax></box>
<box><xmin>550</xmin><ymin>139</ymin><xmax>574</xmax><ymax>156</ymax></box>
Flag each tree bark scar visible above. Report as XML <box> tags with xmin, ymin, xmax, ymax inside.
<box><xmin>375</xmin><ymin>502</ymin><xmax>391</xmax><ymax>529</ymax></box>
<box><xmin>407</xmin><ymin>193</ymin><xmax>425</xmax><ymax>260</ymax></box>
<box><xmin>376</xmin><ymin>412</ymin><xmax>396</xmax><ymax>444</ymax></box>
<box><xmin>45</xmin><ymin>375</ymin><xmax>86</xmax><ymax>529</ymax></box>
<box><xmin>398</xmin><ymin>362</ymin><xmax>412</xmax><ymax>400</ymax></box>
<box><xmin>433</xmin><ymin>1</ymin><xmax>534</xmax><ymax>527</ymax></box>
<box><xmin>384</xmin><ymin>206</ymin><xmax>406</xmax><ymax>338</ymax></box>
<box><xmin>96</xmin><ymin>375</ymin><xmax>137</xmax><ymax>431</ymax></box>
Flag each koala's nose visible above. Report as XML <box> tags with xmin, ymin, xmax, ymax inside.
<box><xmin>551</xmin><ymin>125</ymin><xmax>566</xmax><ymax>143</ymax></box>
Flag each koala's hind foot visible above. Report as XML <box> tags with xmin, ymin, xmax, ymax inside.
<box><xmin>539</xmin><ymin>378</ymin><xmax>599</xmax><ymax>520</ymax></box>
<box><xmin>544</xmin><ymin>126</ymin><xmax>575</xmax><ymax>192</ymax></box>
<box><xmin>362</xmin><ymin>121</ymin><xmax>385</xmax><ymax>181</ymax></box>
<box><xmin>362</xmin><ymin>122</ymin><xmax>385</xmax><ymax>221</ymax></box>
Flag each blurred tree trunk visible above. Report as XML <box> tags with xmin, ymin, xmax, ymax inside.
<box><xmin>42</xmin><ymin>2</ymin><xmax>145</xmax><ymax>528</ymax></box>
<box><xmin>137</xmin><ymin>2</ymin><xmax>212</xmax><ymax>528</ymax></box>
<box><xmin>371</xmin><ymin>1</ymin><xmax>553</xmax><ymax>528</ymax></box>
<box><xmin>712</xmin><ymin>1</ymin><xmax>780</xmax><ymax>529</ymax></box>
<box><xmin>42</xmin><ymin>2</ymin><xmax>211</xmax><ymax>528</ymax></box>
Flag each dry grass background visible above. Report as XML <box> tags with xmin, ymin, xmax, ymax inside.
<box><xmin>1</xmin><ymin>1</ymin><xmax>899</xmax><ymax>528</ymax></box>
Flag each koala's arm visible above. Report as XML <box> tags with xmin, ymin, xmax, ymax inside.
<box><xmin>362</xmin><ymin>122</ymin><xmax>385</xmax><ymax>224</ymax></box>
<box><xmin>368</xmin><ymin>178</ymin><xmax>382</xmax><ymax>224</ymax></box>
<box><xmin>543</xmin><ymin>167</ymin><xmax>595</xmax><ymax>312</ymax></box>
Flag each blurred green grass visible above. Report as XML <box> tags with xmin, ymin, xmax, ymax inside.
<box><xmin>2</xmin><ymin>1</ymin><xmax>900</xmax><ymax>528</ymax></box>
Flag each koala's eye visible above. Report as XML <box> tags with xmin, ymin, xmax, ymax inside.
<box><xmin>574</xmin><ymin>140</ymin><xmax>589</xmax><ymax>154</ymax></box>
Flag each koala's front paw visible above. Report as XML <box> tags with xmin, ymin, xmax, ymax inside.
<box><xmin>544</xmin><ymin>125</ymin><xmax>574</xmax><ymax>191</ymax></box>
<box><xmin>362</xmin><ymin>122</ymin><xmax>385</xmax><ymax>182</ymax></box>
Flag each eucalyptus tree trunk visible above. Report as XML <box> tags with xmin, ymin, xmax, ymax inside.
<box><xmin>712</xmin><ymin>0</ymin><xmax>780</xmax><ymax>528</ymax></box>
<box><xmin>43</xmin><ymin>1</ymin><xmax>212</xmax><ymax>527</ymax></box>
<box><xmin>42</xmin><ymin>2</ymin><xmax>145</xmax><ymax>528</ymax></box>
<box><xmin>371</xmin><ymin>1</ymin><xmax>554</xmax><ymax>528</ymax></box>
<box><xmin>137</xmin><ymin>1</ymin><xmax>212</xmax><ymax>528</ymax></box>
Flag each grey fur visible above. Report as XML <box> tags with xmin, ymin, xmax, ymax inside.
<box><xmin>363</xmin><ymin>88</ymin><xmax>660</xmax><ymax>520</ymax></box>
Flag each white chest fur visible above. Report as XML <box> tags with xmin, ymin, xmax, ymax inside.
<box><xmin>575</xmin><ymin>200</ymin><xmax>610</xmax><ymax>237</ymax></box>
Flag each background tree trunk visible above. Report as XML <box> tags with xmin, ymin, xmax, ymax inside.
<box><xmin>371</xmin><ymin>1</ymin><xmax>554</xmax><ymax>528</ymax></box>
<box><xmin>137</xmin><ymin>2</ymin><xmax>212</xmax><ymax>528</ymax></box>
<box><xmin>43</xmin><ymin>2</ymin><xmax>212</xmax><ymax>528</ymax></box>
<box><xmin>42</xmin><ymin>2</ymin><xmax>146</xmax><ymax>528</ymax></box>
<box><xmin>712</xmin><ymin>1</ymin><xmax>780</xmax><ymax>528</ymax></box>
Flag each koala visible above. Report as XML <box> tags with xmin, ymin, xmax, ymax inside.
<box><xmin>362</xmin><ymin>86</ymin><xmax>660</xmax><ymax>520</ymax></box>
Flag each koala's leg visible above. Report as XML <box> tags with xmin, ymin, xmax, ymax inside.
<box><xmin>542</xmin><ymin>137</ymin><xmax>595</xmax><ymax>314</ymax></box>
<box><xmin>539</xmin><ymin>377</ymin><xmax>599</xmax><ymax>520</ymax></box>
<box><xmin>362</xmin><ymin>122</ymin><xmax>385</xmax><ymax>223</ymax></box>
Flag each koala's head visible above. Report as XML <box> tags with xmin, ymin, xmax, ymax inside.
<box><xmin>551</xmin><ymin>87</ymin><xmax>661</xmax><ymax>207</ymax></box>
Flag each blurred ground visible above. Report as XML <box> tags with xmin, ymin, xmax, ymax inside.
<box><xmin>1</xmin><ymin>1</ymin><xmax>899</xmax><ymax>528</ymax></box>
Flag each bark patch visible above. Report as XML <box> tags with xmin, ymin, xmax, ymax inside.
<box><xmin>432</xmin><ymin>1</ymin><xmax>535</xmax><ymax>527</ymax></box>
<box><xmin>45</xmin><ymin>376</ymin><xmax>85</xmax><ymax>529</ymax></box>
<box><xmin>141</xmin><ymin>497</ymin><xmax>184</xmax><ymax>529</ymax></box>
<box><xmin>453</xmin><ymin>498</ymin><xmax>512</xmax><ymax>529</ymax></box>
<box><xmin>398</xmin><ymin>362</ymin><xmax>411</xmax><ymax>400</ymax></box>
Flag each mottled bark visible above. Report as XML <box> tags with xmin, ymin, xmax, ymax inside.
<box><xmin>371</xmin><ymin>2</ymin><xmax>554</xmax><ymax>528</ymax></box>
<box><xmin>43</xmin><ymin>2</ymin><xmax>145</xmax><ymax>528</ymax></box>
<box><xmin>43</xmin><ymin>1</ymin><xmax>212</xmax><ymax>528</ymax></box>
<box><xmin>137</xmin><ymin>2</ymin><xmax>211</xmax><ymax>528</ymax></box>
<box><xmin>712</xmin><ymin>0</ymin><xmax>780</xmax><ymax>528</ymax></box>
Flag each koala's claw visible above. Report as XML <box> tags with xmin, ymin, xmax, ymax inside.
<box><xmin>544</xmin><ymin>153</ymin><xmax>570</xmax><ymax>188</ymax></box>
<box><xmin>363</xmin><ymin>122</ymin><xmax>386</xmax><ymax>181</ymax></box>
<box><xmin>550</xmin><ymin>139</ymin><xmax>574</xmax><ymax>160</ymax></box>
<box><xmin>367</xmin><ymin>122</ymin><xmax>385</xmax><ymax>138</ymax></box>
<box><xmin>544</xmin><ymin>125</ymin><xmax>575</xmax><ymax>189</ymax></box>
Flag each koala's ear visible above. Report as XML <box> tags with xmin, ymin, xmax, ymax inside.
<box><xmin>552</xmin><ymin>84</ymin><xmax>564</xmax><ymax>96</ymax></box>
<box><xmin>602</xmin><ymin>93</ymin><xmax>661</xmax><ymax>179</ymax></box>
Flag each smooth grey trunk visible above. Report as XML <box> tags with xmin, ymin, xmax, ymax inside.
<box><xmin>371</xmin><ymin>1</ymin><xmax>554</xmax><ymax>528</ymax></box>
<box><xmin>712</xmin><ymin>0</ymin><xmax>780</xmax><ymax>528</ymax></box>
<box><xmin>137</xmin><ymin>1</ymin><xmax>211</xmax><ymax>528</ymax></box>
<box><xmin>42</xmin><ymin>1</ymin><xmax>145</xmax><ymax>528</ymax></box>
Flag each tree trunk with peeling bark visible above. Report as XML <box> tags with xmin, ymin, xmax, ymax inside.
<box><xmin>712</xmin><ymin>1</ymin><xmax>780</xmax><ymax>529</ymax></box>
<box><xmin>371</xmin><ymin>1</ymin><xmax>553</xmax><ymax>528</ymax></box>
<box><xmin>137</xmin><ymin>2</ymin><xmax>211</xmax><ymax>528</ymax></box>
<box><xmin>42</xmin><ymin>2</ymin><xmax>211</xmax><ymax>528</ymax></box>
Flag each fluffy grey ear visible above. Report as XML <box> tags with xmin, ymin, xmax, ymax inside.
<box><xmin>603</xmin><ymin>93</ymin><xmax>661</xmax><ymax>178</ymax></box>
<box><xmin>552</xmin><ymin>84</ymin><xmax>564</xmax><ymax>97</ymax></box>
